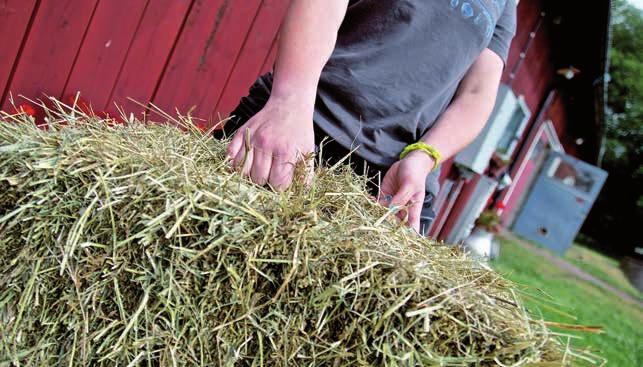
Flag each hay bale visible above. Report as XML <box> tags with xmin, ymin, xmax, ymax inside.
<box><xmin>0</xmin><ymin>103</ymin><xmax>566</xmax><ymax>366</ymax></box>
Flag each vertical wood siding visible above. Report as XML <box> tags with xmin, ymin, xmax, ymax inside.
<box><xmin>0</xmin><ymin>0</ymin><xmax>289</xmax><ymax>122</ymax></box>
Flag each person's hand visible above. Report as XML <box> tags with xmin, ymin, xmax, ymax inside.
<box><xmin>379</xmin><ymin>151</ymin><xmax>435</xmax><ymax>232</ymax></box>
<box><xmin>227</xmin><ymin>96</ymin><xmax>315</xmax><ymax>191</ymax></box>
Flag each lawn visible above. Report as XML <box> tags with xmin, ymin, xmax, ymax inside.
<box><xmin>565</xmin><ymin>244</ymin><xmax>642</xmax><ymax>301</ymax></box>
<box><xmin>492</xmin><ymin>237</ymin><xmax>643</xmax><ymax>366</ymax></box>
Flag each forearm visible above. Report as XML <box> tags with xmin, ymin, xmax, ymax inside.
<box><xmin>271</xmin><ymin>0</ymin><xmax>349</xmax><ymax>104</ymax></box>
<box><xmin>419</xmin><ymin>49</ymin><xmax>504</xmax><ymax>162</ymax></box>
<box><xmin>419</xmin><ymin>88</ymin><xmax>496</xmax><ymax>161</ymax></box>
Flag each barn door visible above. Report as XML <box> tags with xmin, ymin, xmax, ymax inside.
<box><xmin>512</xmin><ymin>151</ymin><xmax>607</xmax><ymax>254</ymax></box>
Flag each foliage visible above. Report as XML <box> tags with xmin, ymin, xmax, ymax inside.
<box><xmin>475</xmin><ymin>209</ymin><xmax>501</xmax><ymax>233</ymax></box>
<box><xmin>583</xmin><ymin>0</ymin><xmax>642</xmax><ymax>255</ymax></box>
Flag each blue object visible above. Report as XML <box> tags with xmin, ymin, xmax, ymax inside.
<box><xmin>461</xmin><ymin>3</ymin><xmax>474</xmax><ymax>18</ymax></box>
<box><xmin>512</xmin><ymin>151</ymin><xmax>607</xmax><ymax>255</ymax></box>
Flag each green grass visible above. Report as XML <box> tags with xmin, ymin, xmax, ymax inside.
<box><xmin>565</xmin><ymin>244</ymin><xmax>642</xmax><ymax>301</ymax></box>
<box><xmin>492</xmin><ymin>237</ymin><xmax>643</xmax><ymax>366</ymax></box>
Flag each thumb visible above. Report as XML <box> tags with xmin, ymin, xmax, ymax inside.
<box><xmin>407</xmin><ymin>193</ymin><xmax>424</xmax><ymax>233</ymax></box>
<box><xmin>390</xmin><ymin>182</ymin><xmax>414</xmax><ymax>208</ymax></box>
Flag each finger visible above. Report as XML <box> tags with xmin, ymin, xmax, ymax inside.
<box><xmin>268</xmin><ymin>156</ymin><xmax>295</xmax><ymax>191</ymax></box>
<box><xmin>227</xmin><ymin>128</ymin><xmax>245</xmax><ymax>161</ymax></box>
<box><xmin>232</xmin><ymin>129</ymin><xmax>253</xmax><ymax>170</ymax></box>
<box><xmin>389</xmin><ymin>183</ymin><xmax>415</xmax><ymax>223</ymax></box>
<box><xmin>390</xmin><ymin>183</ymin><xmax>414</xmax><ymax>208</ymax></box>
<box><xmin>303</xmin><ymin>158</ymin><xmax>314</xmax><ymax>188</ymax></box>
<box><xmin>407</xmin><ymin>194</ymin><xmax>424</xmax><ymax>233</ymax></box>
<box><xmin>378</xmin><ymin>193</ymin><xmax>393</xmax><ymax>206</ymax></box>
<box><xmin>250</xmin><ymin>148</ymin><xmax>272</xmax><ymax>185</ymax></box>
<box><xmin>396</xmin><ymin>208</ymin><xmax>409</xmax><ymax>224</ymax></box>
<box><xmin>377</xmin><ymin>181</ymin><xmax>393</xmax><ymax>205</ymax></box>
<box><xmin>378</xmin><ymin>166</ymin><xmax>397</xmax><ymax>205</ymax></box>
<box><xmin>239</xmin><ymin>148</ymin><xmax>254</xmax><ymax>177</ymax></box>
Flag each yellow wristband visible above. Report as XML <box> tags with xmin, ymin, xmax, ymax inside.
<box><xmin>399</xmin><ymin>142</ymin><xmax>441</xmax><ymax>171</ymax></box>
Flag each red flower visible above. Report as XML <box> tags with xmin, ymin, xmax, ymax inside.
<box><xmin>16</xmin><ymin>104</ymin><xmax>36</xmax><ymax>117</ymax></box>
<box><xmin>65</xmin><ymin>95</ymin><xmax>92</xmax><ymax>115</ymax></box>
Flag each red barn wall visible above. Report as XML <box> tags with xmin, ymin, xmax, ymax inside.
<box><xmin>0</xmin><ymin>0</ymin><xmax>290</xmax><ymax>126</ymax></box>
<box><xmin>438</xmin><ymin>0</ymin><xmax>565</xmax><ymax>189</ymax></box>
<box><xmin>434</xmin><ymin>0</ymin><xmax>579</xmax><ymax>239</ymax></box>
<box><xmin>502</xmin><ymin>0</ymin><xmax>554</xmax><ymax>133</ymax></box>
<box><xmin>498</xmin><ymin>0</ymin><xmax>578</xmax><ymax>159</ymax></box>
<box><xmin>2</xmin><ymin>0</ymin><xmax>572</xmax><ymax>145</ymax></box>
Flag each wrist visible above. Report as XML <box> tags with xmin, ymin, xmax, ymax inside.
<box><xmin>399</xmin><ymin>142</ymin><xmax>441</xmax><ymax>172</ymax></box>
<box><xmin>267</xmin><ymin>92</ymin><xmax>315</xmax><ymax>115</ymax></box>
<box><xmin>270</xmin><ymin>80</ymin><xmax>317</xmax><ymax>106</ymax></box>
<box><xmin>404</xmin><ymin>150</ymin><xmax>436</xmax><ymax>176</ymax></box>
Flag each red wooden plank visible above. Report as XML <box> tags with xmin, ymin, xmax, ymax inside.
<box><xmin>0</xmin><ymin>0</ymin><xmax>38</xmax><ymax>109</ymax></box>
<box><xmin>503</xmin><ymin>0</ymin><xmax>542</xmax><ymax>81</ymax></box>
<box><xmin>150</xmin><ymin>0</ymin><xmax>226</xmax><ymax>113</ymax></box>
<box><xmin>63</xmin><ymin>0</ymin><xmax>148</xmax><ymax>111</ymax></box>
<box><xmin>1</xmin><ymin>0</ymin><xmax>99</xmax><ymax>112</ymax></box>
<box><xmin>215</xmin><ymin>0</ymin><xmax>289</xmax><ymax>116</ymax></box>
<box><xmin>153</xmin><ymin>0</ymin><xmax>262</xmax><ymax>123</ymax></box>
<box><xmin>109</xmin><ymin>0</ymin><xmax>194</xmax><ymax>116</ymax></box>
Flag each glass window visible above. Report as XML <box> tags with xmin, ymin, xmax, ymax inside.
<box><xmin>495</xmin><ymin>97</ymin><xmax>530</xmax><ymax>159</ymax></box>
<box><xmin>548</xmin><ymin>158</ymin><xmax>596</xmax><ymax>194</ymax></box>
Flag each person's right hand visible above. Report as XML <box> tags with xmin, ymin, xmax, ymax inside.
<box><xmin>226</xmin><ymin>96</ymin><xmax>315</xmax><ymax>191</ymax></box>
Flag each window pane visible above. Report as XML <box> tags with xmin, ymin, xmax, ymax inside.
<box><xmin>496</xmin><ymin>105</ymin><xmax>527</xmax><ymax>155</ymax></box>
<box><xmin>548</xmin><ymin>159</ymin><xmax>596</xmax><ymax>194</ymax></box>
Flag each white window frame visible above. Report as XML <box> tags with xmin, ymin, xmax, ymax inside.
<box><xmin>454</xmin><ymin>85</ymin><xmax>533</xmax><ymax>174</ymax></box>
<box><xmin>495</xmin><ymin>95</ymin><xmax>531</xmax><ymax>160</ymax></box>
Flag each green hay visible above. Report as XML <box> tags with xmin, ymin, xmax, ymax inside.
<box><xmin>0</xmin><ymin>99</ymin><xmax>581</xmax><ymax>366</ymax></box>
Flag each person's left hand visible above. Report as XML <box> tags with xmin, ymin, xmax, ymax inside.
<box><xmin>379</xmin><ymin>151</ymin><xmax>435</xmax><ymax>232</ymax></box>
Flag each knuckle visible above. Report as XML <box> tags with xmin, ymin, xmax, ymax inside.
<box><xmin>273</xmin><ymin>145</ymin><xmax>291</xmax><ymax>158</ymax></box>
<box><xmin>253</xmin><ymin>132</ymin><xmax>270</xmax><ymax>147</ymax></box>
<box><xmin>270</xmin><ymin>169</ymin><xmax>288</xmax><ymax>182</ymax></box>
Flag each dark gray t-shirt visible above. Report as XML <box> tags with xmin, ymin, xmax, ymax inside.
<box><xmin>313</xmin><ymin>0</ymin><xmax>517</xmax><ymax>195</ymax></box>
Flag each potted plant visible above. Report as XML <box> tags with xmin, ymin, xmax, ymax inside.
<box><xmin>463</xmin><ymin>209</ymin><xmax>501</xmax><ymax>260</ymax></box>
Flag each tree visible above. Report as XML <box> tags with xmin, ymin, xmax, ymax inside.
<box><xmin>582</xmin><ymin>0</ymin><xmax>642</xmax><ymax>255</ymax></box>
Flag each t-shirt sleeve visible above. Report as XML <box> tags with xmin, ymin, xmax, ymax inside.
<box><xmin>487</xmin><ymin>1</ymin><xmax>517</xmax><ymax>65</ymax></box>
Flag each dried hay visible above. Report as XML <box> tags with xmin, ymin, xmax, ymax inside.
<box><xmin>0</xmin><ymin>99</ymin><xmax>592</xmax><ymax>366</ymax></box>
